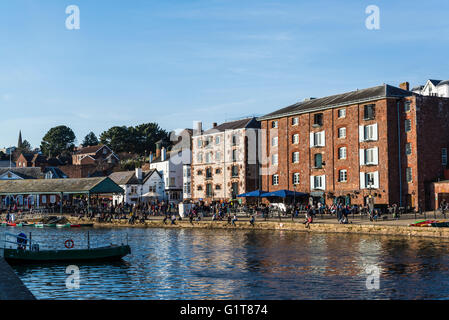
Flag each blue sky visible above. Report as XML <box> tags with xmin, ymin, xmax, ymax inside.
<box><xmin>1</xmin><ymin>0</ymin><xmax>449</xmax><ymax>148</ymax></box>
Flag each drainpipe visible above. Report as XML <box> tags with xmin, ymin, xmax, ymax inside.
<box><xmin>397</xmin><ymin>100</ymin><xmax>403</xmax><ymax>207</ymax></box>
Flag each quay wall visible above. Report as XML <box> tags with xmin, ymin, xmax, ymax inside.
<box><xmin>69</xmin><ymin>218</ymin><xmax>449</xmax><ymax>240</ymax></box>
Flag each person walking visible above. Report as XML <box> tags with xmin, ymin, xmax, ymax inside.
<box><xmin>231</xmin><ymin>214</ymin><xmax>238</xmax><ymax>227</ymax></box>
<box><xmin>250</xmin><ymin>215</ymin><xmax>255</xmax><ymax>227</ymax></box>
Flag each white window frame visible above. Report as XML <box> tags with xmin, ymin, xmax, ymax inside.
<box><xmin>310</xmin><ymin>131</ymin><xmax>325</xmax><ymax>147</ymax></box>
<box><xmin>293</xmin><ymin>173</ymin><xmax>300</xmax><ymax>185</ymax></box>
<box><xmin>338</xmin><ymin>127</ymin><xmax>346</xmax><ymax>139</ymax></box>
<box><xmin>292</xmin><ymin>152</ymin><xmax>299</xmax><ymax>163</ymax></box>
<box><xmin>339</xmin><ymin>170</ymin><xmax>347</xmax><ymax>182</ymax></box>
<box><xmin>271</xmin><ymin>136</ymin><xmax>278</xmax><ymax>147</ymax></box>
<box><xmin>272</xmin><ymin>154</ymin><xmax>278</xmax><ymax>165</ymax></box>
<box><xmin>405</xmin><ymin>119</ymin><xmax>412</xmax><ymax>133</ymax></box>
<box><xmin>406</xmin><ymin>167</ymin><xmax>413</xmax><ymax>183</ymax></box>
<box><xmin>310</xmin><ymin>175</ymin><xmax>326</xmax><ymax>190</ymax></box>
<box><xmin>360</xmin><ymin>171</ymin><xmax>379</xmax><ymax>189</ymax></box>
<box><xmin>272</xmin><ymin>174</ymin><xmax>279</xmax><ymax>185</ymax></box>
<box><xmin>359</xmin><ymin>123</ymin><xmax>378</xmax><ymax>142</ymax></box>
<box><xmin>338</xmin><ymin>109</ymin><xmax>346</xmax><ymax>118</ymax></box>
<box><xmin>292</xmin><ymin>117</ymin><xmax>299</xmax><ymax>126</ymax></box>
<box><xmin>338</xmin><ymin>147</ymin><xmax>347</xmax><ymax>160</ymax></box>
<box><xmin>292</xmin><ymin>134</ymin><xmax>299</xmax><ymax>144</ymax></box>
<box><xmin>360</xmin><ymin>147</ymin><xmax>379</xmax><ymax>166</ymax></box>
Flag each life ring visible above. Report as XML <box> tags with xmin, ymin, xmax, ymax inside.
<box><xmin>65</xmin><ymin>239</ymin><xmax>75</xmax><ymax>249</ymax></box>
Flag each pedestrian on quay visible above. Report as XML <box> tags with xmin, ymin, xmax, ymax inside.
<box><xmin>250</xmin><ymin>215</ymin><xmax>255</xmax><ymax>227</ymax></box>
<box><xmin>231</xmin><ymin>214</ymin><xmax>238</xmax><ymax>227</ymax></box>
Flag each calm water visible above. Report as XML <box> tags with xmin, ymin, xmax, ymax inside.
<box><xmin>5</xmin><ymin>227</ymin><xmax>449</xmax><ymax>300</ymax></box>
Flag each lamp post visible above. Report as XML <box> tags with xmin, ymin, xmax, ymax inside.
<box><xmin>367</xmin><ymin>176</ymin><xmax>374</xmax><ymax>218</ymax></box>
<box><xmin>292</xmin><ymin>185</ymin><xmax>296</xmax><ymax>221</ymax></box>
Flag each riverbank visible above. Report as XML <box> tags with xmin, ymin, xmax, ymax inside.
<box><xmin>66</xmin><ymin>216</ymin><xmax>449</xmax><ymax>239</ymax></box>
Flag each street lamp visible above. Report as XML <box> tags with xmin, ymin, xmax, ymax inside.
<box><xmin>292</xmin><ymin>185</ymin><xmax>296</xmax><ymax>221</ymax></box>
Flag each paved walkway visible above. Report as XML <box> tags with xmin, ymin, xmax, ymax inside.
<box><xmin>0</xmin><ymin>256</ymin><xmax>35</xmax><ymax>300</ymax></box>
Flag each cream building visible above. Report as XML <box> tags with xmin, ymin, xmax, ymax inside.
<box><xmin>191</xmin><ymin>118</ymin><xmax>260</xmax><ymax>203</ymax></box>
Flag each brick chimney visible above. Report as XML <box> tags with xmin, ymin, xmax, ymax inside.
<box><xmin>212</xmin><ymin>122</ymin><xmax>217</xmax><ymax>128</ymax></box>
<box><xmin>400</xmin><ymin>82</ymin><xmax>410</xmax><ymax>91</ymax></box>
<box><xmin>194</xmin><ymin>121</ymin><xmax>202</xmax><ymax>136</ymax></box>
<box><xmin>156</xmin><ymin>141</ymin><xmax>161</xmax><ymax>159</ymax></box>
<box><xmin>149</xmin><ymin>151</ymin><xmax>153</xmax><ymax>164</ymax></box>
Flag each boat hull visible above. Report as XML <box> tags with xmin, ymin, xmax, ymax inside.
<box><xmin>4</xmin><ymin>245</ymin><xmax>131</xmax><ymax>264</ymax></box>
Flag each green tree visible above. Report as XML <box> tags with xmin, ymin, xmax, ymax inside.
<box><xmin>133</xmin><ymin>123</ymin><xmax>170</xmax><ymax>155</ymax></box>
<box><xmin>17</xmin><ymin>139</ymin><xmax>32</xmax><ymax>153</ymax></box>
<box><xmin>99</xmin><ymin>126</ymin><xmax>134</xmax><ymax>153</ymax></box>
<box><xmin>40</xmin><ymin>125</ymin><xmax>76</xmax><ymax>157</ymax></box>
<box><xmin>82</xmin><ymin>132</ymin><xmax>99</xmax><ymax>147</ymax></box>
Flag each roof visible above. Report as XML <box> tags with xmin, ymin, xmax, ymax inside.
<box><xmin>43</xmin><ymin>167</ymin><xmax>68</xmax><ymax>179</ymax></box>
<box><xmin>203</xmin><ymin>117</ymin><xmax>260</xmax><ymax>134</ymax></box>
<box><xmin>0</xmin><ymin>168</ymin><xmax>44</xmax><ymax>179</ymax></box>
<box><xmin>0</xmin><ymin>177</ymin><xmax>124</xmax><ymax>195</ymax></box>
<box><xmin>429</xmin><ymin>79</ymin><xmax>443</xmax><ymax>86</ymax></box>
<box><xmin>75</xmin><ymin>144</ymin><xmax>106</xmax><ymax>155</ymax></box>
<box><xmin>0</xmin><ymin>161</ymin><xmax>16</xmax><ymax>168</ymax></box>
<box><xmin>258</xmin><ymin>84</ymin><xmax>414</xmax><ymax>120</ymax></box>
<box><xmin>438</xmin><ymin>80</ymin><xmax>449</xmax><ymax>86</ymax></box>
<box><xmin>109</xmin><ymin>169</ymin><xmax>160</xmax><ymax>185</ymax></box>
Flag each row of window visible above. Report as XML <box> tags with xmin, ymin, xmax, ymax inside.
<box><xmin>196</xmin><ymin>150</ymin><xmax>239</xmax><ymax>163</ymax></box>
<box><xmin>196</xmin><ymin>166</ymin><xmax>239</xmax><ymax>177</ymax></box>
<box><xmin>196</xmin><ymin>134</ymin><xmax>240</xmax><ymax>148</ymax></box>
<box><xmin>271</xmin><ymin>171</ymin><xmax>380</xmax><ymax>189</ymax></box>
<box><xmin>270</xmin><ymin>105</ymin><xmax>375</xmax><ymax>129</ymax></box>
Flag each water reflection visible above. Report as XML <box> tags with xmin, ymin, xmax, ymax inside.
<box><xmin>5</xmin><ymin>227</ymin><xmax>449</xmax><ymax>300</ymax></box>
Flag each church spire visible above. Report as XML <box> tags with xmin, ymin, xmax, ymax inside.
<box><xmin>18</xmin><ymin>130</ymin><xmax>23</xmax><ymax>148</ymax></box>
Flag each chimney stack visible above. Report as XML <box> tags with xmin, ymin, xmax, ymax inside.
<box><xmin>212</xmin><ymin>122</ymin><xmax>217</xmax><ymax>128</ymax></box>
<box><xmin>149</xmin><ymin>151</ymin><xmax>153</xmax><ymax>164</ymax></box>
<box><xmin>156</xmin><ymin>141</ymin><xmax>161</xmax><ymax>159</ymax></box>
<box><xmin>400</xmin><ymin>82</ymin><xmax>410</xmax><ymax>91</ymax></box>
<box><xmin>194</xmin><ymin>121</ymin><xmax>202</xmax><ymax>136</ymax></box>
<box><xmin>161</xmin><ymin>147</ymin><xmax>167</xmax><ymax>161</ymax></box>
<box><xmin>135</xmin><ymin>167</ymin><xmax>142</xmax><ymax>180</ymax></box>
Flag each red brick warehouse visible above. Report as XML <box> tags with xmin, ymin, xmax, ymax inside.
<box><xmin>257</xmin><ymin>82</ymin><xmax>449</xmax><ymax>210</ymax></box>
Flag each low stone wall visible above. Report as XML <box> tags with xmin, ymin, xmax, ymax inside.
<box><xmin>69</xmin><ymin>218</ymin><xmax>449</xmax><ymax>239</ymax></box>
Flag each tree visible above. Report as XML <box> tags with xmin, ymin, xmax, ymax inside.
<box><xmin>40</xmin><ymin>125</ymin><xmax>76</xmax><ymax>158</ymax></box>
<box><xmin>82</xmin><ymin>132</ymin><xmax>99</xmax><ymax>147</ymax></box>
<box><xmin>18</xmin><ymin>140</ymin><xmax>32</xmax><ymax>152</ymax></box>
<box><xmin>99</xmin><ymin>126</ymin><xmax>134</xmax><ymax>153</ymax></box>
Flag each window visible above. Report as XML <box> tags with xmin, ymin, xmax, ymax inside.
<box><xmin>271</xmin><ymin>137</ymin><xmax>278</xmax><ymax>147</ymax></box>
<box><xmin>170</xmin><ymin>177</ymin><xmax>175</xmax><ymax>187</ymax></box>
<box><xmin>338</xmin><ymin>127</ymin><xmax>346</xmax><ymax>139</ymax></box>
<box><xmin>272</xmin><ymin>174</ymin><xmax>279</xmax><ymax>185</ymax></box>
<box><xmin>292</xmin><ymin>152</ymin><xmax>300</xmax><ymax>163</ymax></box>
<box><xmin>206</xmin><ymin>184</ymin><xmax>213</xmax><ymax>197</ymax></box>
<box><xmin>339</xmin><ymin>170</ymin><xmax>347</xmax><ymax>182</ymax></box>
<box><xmin>360</xmin><ymin>124</ymin><xmax>378</xmax><ymax>141</ymax></box>
<box><xmin>338</xmin><ymin>147</ymin><xmax>347</xmax><ymax>160</ymax></box>
<box><xmin>313</xmin><ymin>113</ymin><xmax>323</xmax><ymax>126</ymax></box>
<box><xmin>272</xmin><ymin>121</ymin><xmax>278</xmax><ymax>128</ymax></box>
<box><xmin>197</xmin><ymin>170</ymin><xmax>203</xmax><ymax>175</ymax></box>
<box><xmin>231</xmin><ymin>165</ymin><xmax>239</xmax><ymax>177</ymax></box>
<box><xmin>314</xmin><ymin>153</ymin><xmax>323</xmax><ymax>168</ymax></box>
<box><xmin>206</xmin><ymin>168</ymin><xmax>212</xmax><ymax>179</ymax></box>
<box><xmin>197</xmin><ymin>153</ymin><xmax>203</xmax><ymax>163</ymax></box>
<box><xmin>364</xmin><ymin>104</ymin><xmax>375</xmax><ymax>120</ymax></box>
<box><xmin>205</xmin><ymin>153</ymin><xmax>212</xmax><ymax>163</ymax></box>
<box><xmin>232</xmin><ymin>149</ymin><xmax>238</xmax><ymax>162</ymax></box>
<box><xmin>215</xmin><ymin>151</ymin><xmax>221</xmax><ymax>162</ymax></box>
<box><xmin>443</xmin><ymin>148</ymin><xmax>448</xmax><ymax>166</ymax></box>
<box><xmin>404</xmin><ymin>101</ymin><xmax>411</xmax><ymax>112</ymax></box>
<box><xmin>272</xmin><ymin>154</ymin><xmax>278</xmax><ymax>165</ymax></box>
<box><xmin>360</xmin><ymin>171</ymin><xmax>379</xmax><ymax>189</ymax></box>
<box><xmin>310</xmin><ymin>131</ymin><xmax>325</xmax><ymax>147</ymax></box>
<box><xmin>338</xmin><ymin>109</ymin><xmax>346</xmax><ymax>118</ymax></box>
<box><xmin>215</xmin><ymin>136</ymin><xmax>221</xmax><ymax>145</ymax></box>
<box><xmin>292</xmin><ymin>134</ymin><xmax>299</xmax><ymax>144</ymax></box>
<box><xmin>406</xmin><ymin>167</ymin><xmax>413</xmax><ymax>183</ymax></box>
<box><xmin>231</xmin><ymin>182</ymin><xmax>239</xmax><ymax>198</ymax></box>
<box><xmin>311</xmin><ymin>175</ymin><xmax>325</xmax><ymax>190</ymax></box>
<box><xmin>197</xmin><ymin>185</ymin><xmax>203</xmax><ymax>191</ymax></box>
<box><xmin>215</xmin><ymin>185</ymin><xmax>221</xmax><ymax>190</ymax></box>
<box><xmin>293</xmin><ymin>173</ymin><xmax>300</xmax><ymax>185</ymax></box>
<box><xmin>405</xmin><ymin>119</ymin><xmax>412</xmax><ymax>133</ymax></box>
<box><xmin>360</xmin><ymin>147</ymin><xmax>379</xmax><ymax>166</ymax></box>
<box><xmin>197</xmin><ymin>139</ymin><xmax>202</xmax><ymax>148</ymax></box>
<box><xmin>215</xmin><ymin>168</ymin><xmax>221</xmax><ymax>174</ymax></box>
<box><xmin>406</xmin><ymin>143</ymin><xmax>412</xmax><ymax>156</ymax></box>
<box><xmin>292</xmin><ymin>117</ymin><xmax>299</xmax><ymax>126</ymax></box>
<box><xmin>232</xmin><ymin>135</ymin><xmax>238</xmax><ymax>146</ymax></box>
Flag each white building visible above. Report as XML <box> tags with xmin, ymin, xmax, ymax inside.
<box><xmin>149</xmin><ymin>129</ymin><xmax>193</xmax><ymax>203</ymax></box>
<box><xmin>412</xmin><ymin>79</ymin><xmax>449</xmax><ymax>97</ymax></box>
<box><xmin>109</xmin><ymin>168</ymin><xmax>164</xmax><ymax>205</ymax></box>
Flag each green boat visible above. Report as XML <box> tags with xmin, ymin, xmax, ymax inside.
<box><xmin>45</xmin><ymin>224</ymin><xmax>57</xmax><ymax>228</ymax></box>
<box><xmin>3</xmin><ymin>245</ymin><xmax>131</xmax><ymax>264</ymax></box>
<box><xmin>56</xmin><ymin>223</ymin><xmax>71</xmax><ymax>228</ymax></box>
<box><xmin>34</xmin><ymin>224</ymin><xmax>44</xmax><ymax>228</ymax></box>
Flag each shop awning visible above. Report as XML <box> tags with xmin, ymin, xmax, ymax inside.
<box><xmin>237</xmin><ymin>190</ymin><xmax>267</xmax><ymax>197</ymax></box>
<box><xmin>260</xmin><ymin>190</ymin><xmax>309</xmax><ymax>198</ymax></box>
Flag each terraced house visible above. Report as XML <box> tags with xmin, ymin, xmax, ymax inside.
<box><xmin>191</xmin><ymin>118</ymin><xmax>260</xmax><ymax>203</ymax></box>
<box><xmin>258</xmin><ymin>82</ymin><xmax>449</xmax><ymax>211</ymax></box>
